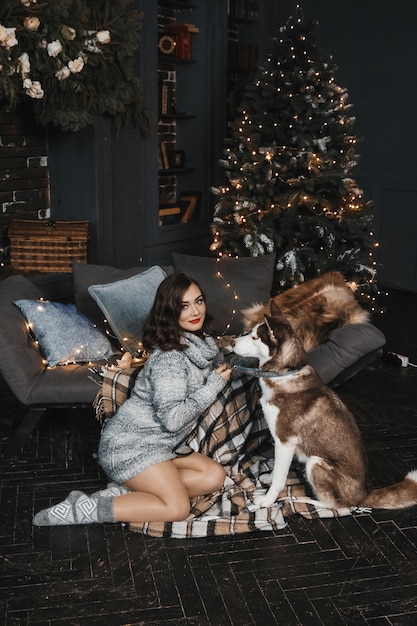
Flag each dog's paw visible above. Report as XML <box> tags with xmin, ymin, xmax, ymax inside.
<box><xmin>253</xmin><ymin>491</ymin><xmax>278</xmax><ymax>508</ymax></box>
<box><xmin>259</xmin><ymin>472</ymin><xmax>272</xmax><ymax>485</ymax></box>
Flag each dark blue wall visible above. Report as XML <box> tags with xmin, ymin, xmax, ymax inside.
<box><xmin>296</xmin><ymin>1</ymin><xmax>417</xmax><ymax>290</ymax></box>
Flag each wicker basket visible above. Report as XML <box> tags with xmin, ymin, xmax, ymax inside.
<box><xmin>9</xmin><ymin>219</ymin><xmax>90</xmax><ymax>273</ymax></box>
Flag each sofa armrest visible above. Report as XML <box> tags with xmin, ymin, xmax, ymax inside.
<box><xmin>0</xmin><ymin>275</ymin><xmax>47</xmax><ymax>405</ymax></box>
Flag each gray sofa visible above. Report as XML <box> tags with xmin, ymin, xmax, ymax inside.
<box><xmin>0</xmin><ymin>256</ymin><xmax>386</xmax><ymax>456</ymax></box>
<box><xmin>0</xmin><ymin>274</ymin><xmax>117</xmax><ymax>456</ymax></box>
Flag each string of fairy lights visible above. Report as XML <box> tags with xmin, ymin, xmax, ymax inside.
<box><xmin>214</xmin><ymin>257</ymin><xmax>239</xmax><ymax>335</ymax></box>
<box><xmin>21</xmin><ymin>298</ymin><xmax>145</xmax><ymax>369</ymax></box>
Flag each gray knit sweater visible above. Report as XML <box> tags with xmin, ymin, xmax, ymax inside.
<box><xmin>98</xmin><ymin>332</ymin><xmax>226</xmax><ymax>483</ymax></box>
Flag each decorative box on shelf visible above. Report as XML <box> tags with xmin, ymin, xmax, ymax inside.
<box><xmin>8</xmin><ymin>219</ymin><xmax>90</xmax><ymax>273</ymax></box>
<box><xmin>161</xmin><ymin>23</ymin><xmax>199</xmax><ymax>61</ymax></box>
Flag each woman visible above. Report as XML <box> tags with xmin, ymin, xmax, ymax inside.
<box><xmin>33</xmin><ymin>273</ymin><xmax>231</xmax><ymax>526</ymax></box>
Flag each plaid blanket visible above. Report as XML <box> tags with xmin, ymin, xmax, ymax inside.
<box><xmin>94</xmin><ymin>365</ymin><xmax>353</xmax><ymax>538</ymax></box>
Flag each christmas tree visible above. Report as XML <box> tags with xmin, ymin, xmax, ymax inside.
<box><xmin>211</xmin><ymin>5</ymin><xmax>379</xmax><ymax>307</ymax></box>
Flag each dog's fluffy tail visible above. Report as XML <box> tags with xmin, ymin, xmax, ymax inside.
<box><xmin>362</xmin><ymin>470</ymin><xmax>417</xmax><ymax>509</ymax></box>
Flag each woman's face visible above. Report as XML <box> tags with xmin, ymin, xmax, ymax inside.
<box><xmin>178</xmin><ymin>282</ymin><xmax>206</xmax><ymax>332</ymax></box>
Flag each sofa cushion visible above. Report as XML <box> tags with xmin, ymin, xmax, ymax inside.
<box><xmin>173</xmin><ymin>253</ymin><xmax>275</xmax><ymax>335</ymax></box>
<box><xmin>307</xmin><ymin>323</ymin><xmax>386</xmax><ymax>384</ymax></box>
<box><xmin>87</xmin><ymin>266</ymin><xmax>168</xmax><ymax>355</ymax></box>
<box><xmin>72</xmin><ymin>261</ymin><xmax>174</xmax><ymax>332</ymax></box>
<box><xmin>14</xmin><ymin>299</ymin><xmax>116</xmax><ymax>368</ymax></box>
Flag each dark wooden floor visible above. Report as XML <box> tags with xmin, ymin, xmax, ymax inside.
<box><xmin>1</xmin><ymin>285</ymin><xmax>417</xmax><ymax>625</ymax></box>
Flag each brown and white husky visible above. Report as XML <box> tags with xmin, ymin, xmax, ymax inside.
<box><xmin>233</xmin><ymin>300</ymin><xmax>417</xmax><ymax>510</ymax></box>
<box><xmin>242</xmin><ymin>271</ymin><xmax>369</xmax><ymax>352</ymax></box>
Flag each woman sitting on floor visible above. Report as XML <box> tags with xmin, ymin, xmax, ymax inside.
<box><xmin>33</xmin><ymin>273</ymin><xmax>232</xmax><ymax>526</ymax></box>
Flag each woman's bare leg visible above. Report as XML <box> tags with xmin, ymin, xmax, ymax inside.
<box><xmin>113</xmin><ymin>460</ymin><xmax>190</xmax><ymax>523</ymax></box>
<box><xmin>113</xmin><ymin>453</ymin><xmax>226</xmax><ymax>524</ymax></box>
<box><xmin>172</xmin><ymin>452</ymin><xmax>226</xmax><ymax>497</ymax></box>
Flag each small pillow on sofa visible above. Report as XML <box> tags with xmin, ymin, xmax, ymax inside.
<box><xmin>14</xmin><ymin>299</ymin><xmax>117</xmax><ymax>368</ymax></box>
<box><xmin>72</xmin><ymin>261</ymin><xmax>174</xmax><ymax>331</ymax></box>
<box><xmin>173</xmin><ymin>253</ymin><xmax>275</xmax><ymax>335</ymax></box>
<box><xmin>307</xmin><ymin>322</ymin><xmax>386</xmax><ymax>385</ymax></box>
<box><xmin>87</xmin><ymin>265</ymin><xmax>167</xmax><ymax>355</ymax></box>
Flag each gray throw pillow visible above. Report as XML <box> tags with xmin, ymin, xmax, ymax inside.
<box><xmin>14</xmin><ymin>299</ymin><xmax>116</xmax><ymax>368</ymax></box>
<box><xmin>72</xmin><ymin>261</ymin><xmax>174</xmax><ymax>332</ymax></box>
<box><xmin>88</xmin><ymin>266</ymin><xmax>167</xmax><ymax>355</ymax></box>
<box><xmin>307</xmin><ymin>323</ymin><xmax>386</xmax><ymax>384</ymax></box>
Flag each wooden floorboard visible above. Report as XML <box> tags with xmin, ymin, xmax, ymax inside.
<box><xmin>1</xmin><ymin>285</ymin><xmax>417</xmax><ymax>625</ymax></box>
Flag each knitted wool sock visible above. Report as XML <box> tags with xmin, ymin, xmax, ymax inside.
<box><xmin>89</xmin><ymin>482</ymin><xmax>130</xmax><ymax>500</ymax></box>
<box><xmin>33</xmin><ymin>491</ymin><xmax>115</xmax><ymax>526</ymax></box>
<box><xmin>67</xmin><ymin>483</ymin><xmax>129</xmax><ymax>503</ymax></box>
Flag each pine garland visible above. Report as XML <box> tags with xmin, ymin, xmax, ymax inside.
<box><xmin>0</xmin><ymin>0</ymin><xmax>152</xmax><ymax>133</ymax></box>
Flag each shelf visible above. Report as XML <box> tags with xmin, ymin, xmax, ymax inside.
<box><xmin>158</xmin><ymin>55</ymin><xmax>196</xmax><ymax>65</ymax></box>
<box><xmin>159</xmin><ymin>113</ymin><xmax>195</xmax><ymax>121</ymax></box>
<box><xmin>158</xmin><ymin>167</ymin><xmax>195</xmax><ymax>176</ymax></box>
<box><xmin>227</xmin><ymin>0</ymin><xmax>259</xmax><ymax>22</ymax></box>
<box><xmin>159</xmin><ymin>0</ymin><xmax>196</xmax><ymax>9</ymax></box>
<box><xmin>228</xmin><ymin>16</ymin><xmax>259</xmax><ymax>24</ymax></box>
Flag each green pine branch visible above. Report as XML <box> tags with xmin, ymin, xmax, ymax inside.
<box><xmin>0</xmin><ymin>0</ymin><xmax>152</xmax><ymax>133</ymax></box>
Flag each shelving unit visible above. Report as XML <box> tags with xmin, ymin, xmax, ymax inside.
<box><xmin>158</xmin><ymin>2</ymin><xmax>194</xmax><ymax>224</ymax></box>
<box><xmin>142</xmin><ymin>0</ymin><xmax>263</xmax><ymax>263</ymax></box>
<box><xmin>157</xmin><ymin>4</ymin><xmax>200</xmax><ymax>229</ymax></box>
<box><xmin>158</xmin><ymin>46</ymin><xmax>195</xmax><ymax>206</ymax></box>
<box><xmin>226</xmin><ymin>0</ymin><xmax>260</xmax><ymax>122</ymax></box>
<box><xmin>135</xmin><ymin>0</ymin><xmax>227</xmax><ymax>266</ymax></box>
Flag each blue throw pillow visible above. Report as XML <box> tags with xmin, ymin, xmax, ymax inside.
<box><xmin>14</xmin><ymin>299</ymin><xmax>117</xmax><ymax>368</ymax></box>
<box><xmin>87</xmin><ymin>265</ymin><xmax>167</xmax><ymax>355</ymax></box>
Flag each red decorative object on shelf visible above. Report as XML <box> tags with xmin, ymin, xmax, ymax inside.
<box><xmin>164</xmin><ymin>23</ymin><xmax>198</xmax><ymax>60</ymax></box>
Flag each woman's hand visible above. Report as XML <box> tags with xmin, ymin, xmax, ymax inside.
<box><xmin>215</xmin><ymin>363</ymin><xmax>232</xmax><ymax>382</ymax></box>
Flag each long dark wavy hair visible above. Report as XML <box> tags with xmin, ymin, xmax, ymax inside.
<box><xmin>142</xmin><ymin>273</ymin><xmax>213</xmax><ymax>352</ymax></box>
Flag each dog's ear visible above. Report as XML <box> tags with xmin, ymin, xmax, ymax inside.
<box><xmin>270</xmin><ymin>300</ymin><xmax>284</xmax><ymax>317</ymax></box>
<box><xmin>262</xmin><ymin>314</ymin><xmax>278</xmax><ymax>344</ymax></box>
<box><xmin>267</xmin><ymin>301</ymin><xmax>293</xmax><ymax>334</ymax></box>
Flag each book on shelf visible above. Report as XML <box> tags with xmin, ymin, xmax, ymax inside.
<box><xmin>227</xmin><ymin>0</ymin><xmax>259</xmax><ymax>20</ymax></box>
<box><xmin>159</xmin><ymin>200</ymin><xmax>192</xmax><ymax>227</ymax></box>
<box><xmin>229</xmin><ymin>41</ymin><xmax>259</xmax><ymax>71</ymax></box>
<box><xmin>159</xmin><ymin>204</ymin><xmax>181</xmax><ymax>227</ymax></box>
<box><xmin>179</xmin><ymin>191</ymin><xmax>202</xmax><ymax>223</ymax></box>
<box><xmin>159</xmin><ymin>206</ymin><xmax>181</xmax><ymax>217</ymax></box>
<box><xmin>159</xmin><ymin>141</ymin><xmax>170</xmax><ymax>170</ymax></box>
<box><xmin>182</xmin><ymin>23</ymin><xmax>199</xmax><ymax>33</ymax></box>
<box><xmin>160</xmin><ymin>80</ymin><xmax>175</xmax><ymax>116</ymax></box>
<box><xmin>180</xmin><ymin>196</ymin><xmax>198</xmax><ymax>223</ymax></box>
